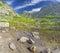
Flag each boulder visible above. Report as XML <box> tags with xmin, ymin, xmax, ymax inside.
<box><xmin>9</xmin><ymin>42</ymin><xmax>16</xmax><ymax>51</ymax></box>
<box><xmin>27</xmin><ymin>38</ymin><xmax>35</xmax><ymax>44</ymax></box>
<box><xmin>29</xmin><ymin>46</ymin><xmax>37</xmax><ymax>52</ymax></box>
<box><xmin>20</xmin><ymin>37</ymin><xmax>29</xmax><ymax>43</ymax></box>
<box><xmin>32</xmin><ymin>32</ymin><xmax>39</xmax><ymax>37</ymax></box>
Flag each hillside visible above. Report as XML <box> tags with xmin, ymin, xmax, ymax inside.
<box><xmin>0</xmin><ymin>1</ymin><xmax>17</xmax><ymax>18</ymax></box>
<box><xmin>35</xmin><ymin>2</ymin><xmax>60</xmax><ymax>18</ymax></box>
<box><xmin>21</xmin><ymin>2</ymin><xmax>60</xmax><ymax>31</ymax></box>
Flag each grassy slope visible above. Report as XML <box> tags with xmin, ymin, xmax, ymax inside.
<box><xmin>1</xmin><ymin>15</ymin><xmax>60</xmax><ymax>30</ymax></box>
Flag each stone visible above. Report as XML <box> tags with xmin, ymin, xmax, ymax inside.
<box><xmin>9</xmin><ymin>42</ymin><xmax>16</xmax><ymax>51</ymax></box>
<box><xmin>32</xmin><ymin>32</ymin><xmax>39</xmax><ymax>37</ymax></box>
<box><xmin>20</xmin><ymin>37</ymin><xmax>29</xmax><ymax>43</ymax></box>
<box><xmin>29</xmin><ymin>46</ymin><xmax>37</xmax><ymax>52</ymax></box>
<box><xmin>27</xmin><ymin>38</ymin><xmax>35</xmax><ymax>44</ymax></box>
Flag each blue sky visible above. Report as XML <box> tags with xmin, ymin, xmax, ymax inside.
<box><xmin>2</xmin><ymin>0</ymin><xmax>60</xmax><ymax>13</ymax></box>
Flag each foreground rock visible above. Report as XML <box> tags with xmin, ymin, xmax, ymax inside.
<box><xmin>27</xmin><ymin>38</ymin><xmax>35</xmax><ymax>44</ymax></box>
<box><xmin>28</xmin><ymin>46</ymin><xmax>37</xmax><ymax>53</ymax></box>
<box><xmin>20</xmin><ymin>37</ymin><xmax>29</xmax><ymax>43</ymax></box>
<box><xmin>9</xmin><ymin>42</ymin><xmax>16</xmax><ymax>51</ymax></box>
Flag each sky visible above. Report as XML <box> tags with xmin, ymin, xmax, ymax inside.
<box><xmin>2</xmin><ymin>0</ymin><xmax>60</xmax><ymax>13</ymax></box>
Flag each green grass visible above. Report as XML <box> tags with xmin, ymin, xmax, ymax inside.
<box><xmin>0</xmin><ymin>15</ymin><xmax>60</xmax><ymax>30</ymax></box>
<box><xmin>0</xmin><ymin>15</ymin><xmax>36</xmax><ymax>30</ymax></box>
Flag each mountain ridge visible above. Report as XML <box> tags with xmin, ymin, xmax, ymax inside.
<box><xmin>22</xmin><ymin>2</ymin><xmax>60</xmax><ymax>18</ymax></box>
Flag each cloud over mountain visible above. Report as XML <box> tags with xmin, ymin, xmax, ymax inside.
<box><xmin>28</xmin><ymin>8</ymin><xmax>41</xmax><ymax>13</ymax></box>
<box><xmin>2</xmin><ymin>0</ymin><xmax>60</xmax><ymax>13</ymax></box>
<box><xmin>14</xmin><ymin>0</ymin><xmax>44</xmax><ymax>10</ymax></box>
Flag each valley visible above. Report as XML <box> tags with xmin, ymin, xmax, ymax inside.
<box><xmin>0</xmin><ymin>1</ymin><xmax>60</xmax><ymax>53</ymax></box>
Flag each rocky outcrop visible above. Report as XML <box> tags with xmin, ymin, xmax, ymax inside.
<box><xmin>0</xmin><ymin>1</ymin><xmax>17</xmax><ymax>18</ymax></box>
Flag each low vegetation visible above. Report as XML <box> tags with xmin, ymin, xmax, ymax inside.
<box><xmin>0</xmin><ymin>15</ymin><xmax>60</xmax><ymax>31</ymax></box>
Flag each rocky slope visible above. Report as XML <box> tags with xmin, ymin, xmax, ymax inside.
<box><xmin>0</xmin><ymin>27</ymin><xmax>60</xmax><ymax>53</ymax></box>
<box><xmin>0</xmin><ymin>1</ymin><xmax>17</xmax><ymax>18</ymax></box>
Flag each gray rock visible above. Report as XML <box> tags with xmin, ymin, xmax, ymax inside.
<box><xmin>9</xmin><ymin>42</ymin><xmax>16</xmax><ymax>51</ymax></box>
<box><xmin>20</xmin><ymin>37</ymin><xmax>29</xmax><ymax>43</ymax></box>
<box><xmin>27</xmin><ymin>38</ymin><xmax>35</xmax><ymax>44</ymax></box>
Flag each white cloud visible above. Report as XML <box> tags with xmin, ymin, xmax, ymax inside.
<box><xmin>31</xmin><ymin>0</ymin><xmax>42</xmax><ymax>4</ymax></box>
<box><xmin>14</xmin><ymin>0</ymin><xmax>46</xmax><ymax>10</ymax></box>
<box><xmin>6</xmin><ymin>0</ymin><xmax>14</xmax><ymax>5</ymax></box>
<box><xmin>56</xmin><ymin>0</ymin><xmax>60</xmax><ymax>2</ymax></box>
<box><xmin>14</xmin><ymin>4</ymin><xmax>31</xmax><ymax>10</ymax></box>
<box><xmin>28</xmin><ymin>8</ymin><xmax>41</xmax><ymax>13</ymax></box>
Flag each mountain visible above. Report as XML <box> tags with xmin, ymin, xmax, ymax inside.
<box><xmin>0</xmin><ymin>1</ymin><xmax>17</xmax><ymax>18</ymax></box>
<box><xmin>35</xmin><ymin>2</ymin><xmax>60</xmax><ymax>18</ymax></box>
<box><xmin>22</xmin><ymin>2</ymin><xmax>60</xmax><ymax>18</ymax></box>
